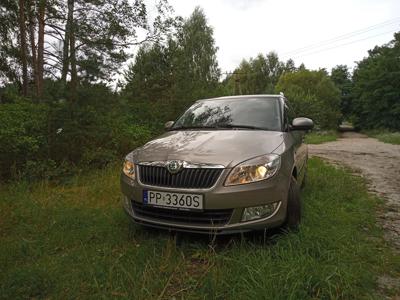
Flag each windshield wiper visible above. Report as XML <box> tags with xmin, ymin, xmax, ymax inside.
<box><xmin>216</xmin><ymin>124</ymin><xmax>265</xmax><ymax>130</ymax></box>
<box><xmin>172</xmin><ymin>124</ymin><xmax>265</xmax><ymax>130</ymax></box>
<box><xmin>171</xmin><ymin>125</ymin><xmax>218</xmax><ymax>130</ymax></box>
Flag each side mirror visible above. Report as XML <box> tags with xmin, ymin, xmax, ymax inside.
<box><xmin>164</xmin><ymin>121</ymin><xmax>174</xmax><ymax>130</ymax></box>
<box><xmin>291</xmin><ymin>117</ymin><xmax>314</xmax><ymax>131</ymax></box>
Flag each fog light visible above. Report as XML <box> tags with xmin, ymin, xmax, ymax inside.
<box><xmin>241</xmin><ymin>202</ymin><xmax>281</xmax><ymax>222</ymax></box>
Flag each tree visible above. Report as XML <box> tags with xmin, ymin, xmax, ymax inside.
<box><xmin>223</xmin><ymin>52</ymin><xmax>293</xmax><ymax>95</ymax></box>
<box><xmin>173</xmin><ymin>7</ymin><xmax>220</xmax><ymax>102</ymax></box>
<box><xmin>276</xmin><ymin>69</ymin><xmax>341</xmax><ymax>129</ymax></box>
<box><xmin>1</xmin><ymin>0</ymin><xmax>177</xmax><ymax>101</ymax></box>
<box><xmin>330</xmin><ymin>65</ymin><xmax>353</xmax><ymax>119</ymax></box>
<box><xmin>284</xmin><ymin>59</ymin><xmax>296</xmax><ymax>73</ymax></box>
<box><xmin>18</xmin><ymin>0</ymin><xmax>28</xmax><ymax>96</ymax></box>
<box><xmin>52</xmin><ymin>0</ymin><xmax>177</xmax><ymax>101</ymax></box>
<box><xmin>123</xmin><ymin>42</ymin><xmax>174</xmax><ymax>101</ymax></box>
<box><xmin>1</xmin><ymin>0</ymin><xmax>60</xmax><ymax>98</ymax></box>
<box><xmin>123</xmin><ymin>6</ymin><xmax>220</xmax><ymax>107</ymax></box>
<box><xmin>37</xmin><ymin>0</ymin><xmax>45</xmax><ymax>97</ymax></box>
<box><xmin>298</xmin><ymin>63</ymin><xmax>307</xmax><ymax>71</ymax></box>
<box><xmin>0</xmin><ymin>0</ymin><xmax>22</xmax><ymax>88</ymax></box>
<box><xmin>352</xmin><ymin>32</ymin><xmax>400</xmax><ymax>130</ymax></box>
<box><xmin>27</xmin><ymin>0</ymin><xmax>38</xmax><ymax>96</ymax></box>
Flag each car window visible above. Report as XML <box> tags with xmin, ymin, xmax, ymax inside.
<box><xmin>173</xmin><ymin>97</ymin><xmax>282</xmax><ymax>131</ymax></box>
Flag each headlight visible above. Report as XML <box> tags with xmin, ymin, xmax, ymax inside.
<box><xmin>123</xmin><ymin>160</ymin><xmax>136</xmax><ymax>179</ymax></box>
<box><xmin>225</xmin><ymin>154</ymin><xmax>281</xmax><ymax>186</ymax></box>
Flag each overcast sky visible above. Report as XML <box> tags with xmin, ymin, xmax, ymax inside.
<box><xmin>167</xmin><ymin>0</ymin><xmax>400</xmax><ymax>74</ymax></box>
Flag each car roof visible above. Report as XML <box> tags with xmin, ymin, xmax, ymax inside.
<box><xmin>196</xmin><ymin>94</ymin><xmax>285</xmax><ymax>102</ymax></box>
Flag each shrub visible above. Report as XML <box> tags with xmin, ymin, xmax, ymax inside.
<box><xmin>0</xmin><ymin>88</ymin><xmax>155</xmax><ymax>181</ymax></box>
<box><xmin>276</xmin><ymin>70</ymin><xmax>342</xmax><ymax>129</ymax></box>
<box><xmin>0</xmin><ymin>101</ymin><xmax>49</xmax><ymax>179</ymax></box>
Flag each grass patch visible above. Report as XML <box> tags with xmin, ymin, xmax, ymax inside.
<box><xmin>365</xmin><ymin>130</ymin><xmax>400</xmax><ymax>145</ymax></box>
<box><xmin>305</xmin><ymin>130</ymin><xmax>338</xmax><ymax>144</ymax></box>
<box><xmin>1</xmin><ymin>159</ymin><xmax>399</xmax><ymax>299</ymax></box>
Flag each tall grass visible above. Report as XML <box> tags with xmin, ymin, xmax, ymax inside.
<box><xmin>305</xmin><ymin>131</ymin><xmax>338</xmax><ymax>144</ymax></box>
<box><xmin>365</xmin><ymin>130</ymin><xmax>400</xmax><ymax>145</ymax></box>
<box><xmin>1</xmin><ymin>159</ymin><xmax>399</xmax><ymax>299</ymax></box>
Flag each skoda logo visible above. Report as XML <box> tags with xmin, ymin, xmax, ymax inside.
<box><xmin>167</xmin><ymin>160</ymin><xmax>183</xmax><ymax>174</ymax></box>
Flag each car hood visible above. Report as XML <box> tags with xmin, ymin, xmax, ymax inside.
<box><xmin>133</xmin><ymin>130</ymin><xmax>284</xmax><ymax>168</ymax></box>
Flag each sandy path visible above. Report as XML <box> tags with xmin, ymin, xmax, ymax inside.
<box><xmin>309</xmin><ymin>132</ymin><xmax>400</xmax><ymax>249</ymax></box>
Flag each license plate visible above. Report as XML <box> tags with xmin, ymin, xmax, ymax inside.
<box><xmin>143</xmin><ymin>190</ymin><xmax>203</xmax><ymax>210</ymax></box>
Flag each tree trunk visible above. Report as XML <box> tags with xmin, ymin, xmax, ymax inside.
<box><xmin>28</xmin><ymin>0</ymin><xmax>38</xmax><ymax>97</ymax></box>
<box><xmin>18</xmin><ymin>0</ymin><xmax>28</xmax><ymax>96</ymax></box>
<box><xmin>69</xmin><ymin>0</ymin><xmax>77</xmax><ymax>102</ymax></box>
<box><xmin>37</xmin><ymin>0</ymin><xmax>45</xmax><ymax>98</ymax></box>
<box><xmin>61</xmin><ymin>0</ymin><xmax>74</xmax><ymax>83</ymax></box>
<box><xmin>69</xmin><ymin>32</ymin><xmax>77</xmax><ymax>102</ymax></box>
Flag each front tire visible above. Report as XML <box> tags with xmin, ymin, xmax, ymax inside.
<box><xmin>285</xmin><ymin>176</ymin><xmax>301</xmax><ymax>230</ymax></box>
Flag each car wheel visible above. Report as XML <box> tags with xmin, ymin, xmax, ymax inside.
<box><xmin>285</xmin><ymin>176</ymin><xmax>301</xmax><ymax>230</ymax></box>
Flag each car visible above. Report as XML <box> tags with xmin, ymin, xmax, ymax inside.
<box><xmin>120</xmin><ymin>94</ymin><xmax>313</xmax><ymax>234</ymax></box>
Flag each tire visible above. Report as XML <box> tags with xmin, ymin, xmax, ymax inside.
<box><xmin>285</xmin><ymin>176</ymin><xmax>301</xmax><ymax>230</ymax></box>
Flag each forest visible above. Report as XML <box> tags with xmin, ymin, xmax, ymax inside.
<box><xmin>1</xmin><ymin>0</ymin><xmax>400</xmax><ymax>181</ymax></box>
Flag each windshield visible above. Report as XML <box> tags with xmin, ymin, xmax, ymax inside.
<box><xmin>172</xmin><ymin>97</ymin><xmax>282</xmax><ymax>131</ymax></box>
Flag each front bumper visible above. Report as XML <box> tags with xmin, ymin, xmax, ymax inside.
<box><xmin>121</xmin><ymin>168</ymin><xmax>290</xmax><ymax>234</ymax></box>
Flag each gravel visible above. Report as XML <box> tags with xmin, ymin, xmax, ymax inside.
<box><xmin>309</xmin><ymin>132</ymin><xmax>400</xmax><ymax>250</ymax></box>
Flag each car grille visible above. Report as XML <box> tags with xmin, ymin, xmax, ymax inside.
<box><xmin>138</xmin><ymin>165</ymin><xmax>223</xmax><ymax>189</ymax></box>
<box><xmin>132</xmin><ymin>201</ymin><xmax>233</xmax><ymax>225</ymax></box>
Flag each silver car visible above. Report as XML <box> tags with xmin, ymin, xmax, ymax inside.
<box><xmin>121</xmin><ymin>94</ymin><xmax>313</xmax><ymax>234</ymax></box>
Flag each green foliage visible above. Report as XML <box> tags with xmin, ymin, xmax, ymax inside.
<box><xmin>0</xmin><ymin>101</ymin><xmax>49</xmax><ymax>179</ymax></box>
<box><xmin>305</xmin><ymin>130</ymin><xmax>338</xmax><ymax>144</ymax></box>
<box><xmin>276</xmin><ymin>69</ymin><xmax>342</xmax><ymax>129</ymax></box>
<box><xmin>174</xmin><ymin>7</ymin><xmax>220</xmax><ymax>100</ymax></box>
<box><xmin>0</xmin><ymin>84</ymin><xmax>24</xmax><ymax>103</ymax></box>
<box><xmin>0</xmin><ymin>0</ymin><xmax>20</xmax><ymax>85</ymax></box>
<box><xmin>223</xmin><ymin>52</ymin><xmax>294</xmax><ymax>95</ymax></box>
<box><xmin>364</xmin><ymin>129</ymin><xmax>400</xmax><ymax>145</ymax></box>
<box><xmin>67</xmin><ymin>0</ymin><xmax>151</xmax><ymax>81</ymax></box>
<box><xmin>330</xmin><ymin>65</ymin><xmax>353</xmax><ymax>119</ymax></box>
<box><xmin>0</xmin><ymin>84</ymin><xmax>153</xmax><ymax>181</ymax></box>
<box><xmin>352</xmin><ymin>32</ymin><xmax>400</xmax><ymax>130</ymax></box>
<box><xmin>123</xmin><ymin>6</ymin><xmax>220</xmax><ymax>110</ymax></box>
<box><xmin>123</xmin><ymin>43</ymin><xmax>174</xmax><ymax>102</ymax></box>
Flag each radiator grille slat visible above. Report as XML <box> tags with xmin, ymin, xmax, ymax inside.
<box><xmin>138</xmin><ymin>165</ymin><xmax>222</xmax><ymax>189</ymax></box>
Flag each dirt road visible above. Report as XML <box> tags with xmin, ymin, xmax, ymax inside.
<box><xmin>309</xmin><ymin>132</ymin><xmax>400</xmax><ymax>249</ymax></box>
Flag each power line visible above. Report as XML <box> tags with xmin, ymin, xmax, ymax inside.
<box><xmin>220</xmin><ymin>24</ymin><xmax>398</xmax><ymax>76</ymax></box>
<box><xmin>282</xmin><ymin>17</ymin><xmax>400</xmax><ymax>57</ymax></box>
<box><xmin>289</xmin><ymin>29</ymin><xmax>397</xmax><ymax>59</ymax></box>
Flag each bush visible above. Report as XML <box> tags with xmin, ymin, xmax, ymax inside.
<box><xmin>276</xmin><ymin>70</ymin><xmax>342</xmax><ymax>129</ymax></box>
<box><xmin>0</xmin><ymin>101</ymin><xmax>49</xmax><ymax>179</ymax></box>
<box><xmin>0</xmin><ymin>85</ymin><xmax>155</xmax><ymax>181</ymax></box>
